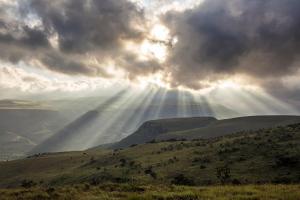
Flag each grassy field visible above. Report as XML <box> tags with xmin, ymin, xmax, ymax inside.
<box><xmin>0</xmin><ymin>123</ymin><xmax>299</xmax><ymax>199</ymax></box>
<box><xmin>0</xmin><ymin>184</ymin><xmax>300</xmax><ymax>200</ymax></box>
<box><xmin>0</xmin><ymin>123</ymin><xmax>299</xmax><ymax>188</ymax></box>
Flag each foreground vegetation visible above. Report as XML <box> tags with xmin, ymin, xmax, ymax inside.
<box><xmin>1</xmin><ymin>124</ymin><xmax>300</xmax><ymax>188</ymax></box>
<box><xmin>0</xmin><ymin>123</ymin><xmax>300</xmax><ymax>199</ymax></box>
<box><xmin>1</xmin><ymin>184</ymin><xmax>300</xmax><ymax>200</ymax></box>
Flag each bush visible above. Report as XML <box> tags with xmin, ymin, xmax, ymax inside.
<box><xmin>275</xmin><ymin>154</ymin><xmax>298</xmax><ymax>168</ymax></box>
<box><xmin>89</xmin><ymin>156</ymin><xmax>96</xmax><ymax>164</ymax></box>
<box><xmin>200</xmin><ymin>165</ymin><xmax>206</xmax><ymax>169</ymax></box>
<box><xmin>144</xmin><ymin>166</ymin><xmax>157</xmax><ymax>179</ymax></box>
<box><xmin>272</xmin><ymin>176</ymin><xmax>293</xmax><ymax>184</ymax></box>
<box><xmin>90</xmin><ymin>177</ymin><xmax>101</xmax><ymax>186</ymax></box>
<box><xmin>120</xmin><ymin>158</ymin><xmax>127</xmax><ymax>167</ymax></box>
<box><xmin>232</xmin><ymin>179</ymin><xmax>241</xmax><ymax>185</ymax></box>
<box><xmin>21</xmin><ymin>179</ymin><xmax>37</xmax><ymax>188</ymax></box>
<box><xmin>216</xmin><ymin>166</ymin><xmax>231</xmax><ymax>184</ymax></box>
<box><xmin>171</xmin><ymin>174</ymin><xmax>195</xmax><ymax>186</ymax></box>
<box><xmin>46</xmin><ymin>187</ymin><xmax>55</xmax><ymax>193</ymax></box>
<box><xmin>192</xmin><ymin>157</ymin><xmax>211</xmax><ymax>163</ymax></box>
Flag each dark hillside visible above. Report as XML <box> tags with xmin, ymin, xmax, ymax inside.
<box><xmin>112</xmin><ymin>115</ymin><xmax>300</xmax><ymax>148</ymax></box>
<box><xmin>113</xmin><ymin>117</ymin><xmax>216</xmax><ymax>148</ymax></box>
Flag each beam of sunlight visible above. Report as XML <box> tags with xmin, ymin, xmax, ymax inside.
<box><xmin>178</xmin><ymin>90</ymin><xmax>188</xmax><ymax>117</ymax></box>
<box><xmin>104</xmin><ymin>88</ymin><xmax>159</xmax><ymax>143</ymax></box>
<box><xmin>186</xmin><ymin>92</ymin><xmax>209</xmax><ymax>117</ymax></box>
<box><xmin>83</xmin><ymin>89</ymin><xmax>145</xmax><ymax>147</ymax></box>
<box><xmin>191</xmin><ymin>92</ymin><xmax>215</xmax><ymax>117</ymax></box>
<box><xmin>115</xmin><ymin>88</ymin><xmax>159</xmax><ymax>136</ymax></box>
<box><xmin>205</xmin><ymin>86</ymin><xmax>299</xmax><ymax>118</ymax></box>
<box><xmin>247</xmin><ymin>89</ymin><xmax>299</xmax><ymax>115</ymax></box>
<box><xmin>215</xmin><ymin>87</ymin><xmax>272</xmax><ymax>115</ymax></box>
<box><xmin>30</xmin><ymin>89</ymin><xmax>130</xmax><ymax>153</ymax></box>
<box><xmin>62</xmin><ymin>89</ymin><xmax>135</xmax><ymax>150</ymax></box>
<box><xmin>153</xmin><ymin>87</ymin><xmax>168</xmax><ymax>119</ymax></box>
<box><xmin>128</xmin><ymin>87</ymin><xmax>161</xmax><ymax>127</ymax></box>
<box><xmin>85</xmin><ymin>88</ymin><xmax>160</xmax><ymax>147</ymax></box>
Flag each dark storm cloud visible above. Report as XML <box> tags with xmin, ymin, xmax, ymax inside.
<box><xmin>0</xmin><ymin>21</ymin><xmax>49</xmax><ymax>63</ymax></box>
<box><xmin>0</xmin><ymin>25</ymin><xmax>49</xmax><ymax>48</ymax></box>
<box><xmin>163</xmin><ymin>0</ymin><xmax>300</xmax><ymax>89</ymax></box>
<box><xmin>40</xmin><ymin>52</ymin><xmax>111</xmax><ymax>77</ymax></box>
<box><xmin>0</xmin><ymin>0</ymin><xmax>160</xmax><ymax>78</ymax></box>
<box><xmin>29</xmin><ymin>0</ymin><xmax>144</xmax><ymax>53</ymax></box>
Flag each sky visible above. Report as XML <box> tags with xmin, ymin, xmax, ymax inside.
<box><xmin>1</xmin><ymin>0</ymin><xmax>300</xmax><ymax>113</ymax></box>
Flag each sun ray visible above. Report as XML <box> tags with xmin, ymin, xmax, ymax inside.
<box><xmin>105</xmin><ymin>88</ymin><xmax>159</xmax><ymax>142</ymax></box>
<box><xmin>218</xmin><ymin>87</ymin><xmax>271</xmax><ymax>115</ymax></box>
<box><xmin>153</xmin><ymin>87</ymin><xmax>168</xmax><ymax>119</ymax></box>
<box><xmin>84</xmin><ymin>89</ymin><xmax>143</xmax><ymax>147</ymax></box>
<box><xmin>111</xmin><ymin>88</ymin><xmax>159</xmax><ymax>141</ymax></box>
<box><xmin>191</xmin><ymin>93</ymin><xmax>215</xmax><ymax>117</ymax></box>
<box><xmin>63</xmin><ymin>89</ymin><xmax>132</xmax><ymax>150</ymax></box>
<box><xmin>247</xmin><ymin>90</ymin><xmax>299</xmax><ymax>115</ymax></box>
<box><xmin>177</xmin><ymin>90</ymin><xmax>187</xmax><ymax>117</ymax></box>
<box><xmin>30</xmin><ymin>89</ymin><xmax>130</xmax><ymax>153</ymax></box>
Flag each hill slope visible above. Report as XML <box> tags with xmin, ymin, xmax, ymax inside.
<box><xmin>112</xmin><ymin>115</ymin><xmax>300</xmax><ymax>148</ymax></box>
<box><xmin>158</xmin><ymin>115</ymin><xmax>300</xmax><ymax>141</ymax></box>
<box><xmin>112</xmin><ymin>117</ymin><xmax>217</xmax><ymax>149</ymax></box>
<box><xmin>0</xmin><ymin>122</ymin><xmax>299</xmax><ymax>188</ymax></box>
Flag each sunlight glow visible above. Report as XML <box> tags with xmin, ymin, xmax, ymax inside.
<box><xmin>217</xmin><ymin>80</ymin><xmax>242</xmax><ymax>89</ymax></box>
<box><xmin>150</xmin><ymin>24</ymin><xmax>170</xmax><ymax>41</ymax></box>
<box><xmin>136</xmin><ymin>72</ymin><xmax>170</xmax><ymax>89</ymax></box>
<box><xmin>140</xmin><ymin>40</ymin><xmax>168</xmax><ymax>62</ymax></box>
<box><xmin>123</xmin><ymin>40</ymin><xmax>167</xmax><ymax>62</ymax></box>
<box><xmin>123</xmin><ymin>24</ymin><xmax>170</xmax><ymax>62</ymax></box>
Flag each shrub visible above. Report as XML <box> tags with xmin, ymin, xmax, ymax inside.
<box><xmin>171</xmin><ymin>174</ymin><xmax>195</xmax><ymax>186</ymax></box>
<box><xmin>46</xmin><ymin>187</ymin><xmax>55</xmax><ymax>193</ymax></box>
<box><xmin>90</xmin><ymin>177</ymin><xmax>101</xmax><ymax>186</ymax></box>
<box><xmin>232</xmin><ymin>179</ymin><xmax>241</xmax><ymax>185</ymax></box>
<box><xmin>120</xmin><ymin>158</ymin><xmax>127</xmax><ymax>167</ymax></box>
<box><xmin>21</xmin><ymin>179</ymin><xmax>37</xmax><ymax>188</ymax></box>
<box><xmin>275</xmin><ymin>154</ymin><xmax>298</xmax><ymax>167</ymax></box>
<box><xmin>200</xmin><ymin>165</ymin><xmax>206</xmax><ymax>169</ymax></box>
<box><xmin>144</xmin><ymin>166</ymin><xmax>157</xmax><ymax>179</ymax></box>
<box><xmin>89</xmin><ymin>156</ymin><xmax>96</xmax><ymax>164</ymax></box>
<box><xmin>216</xmin><ymin>166</ymin><xmax>231</xmax><ymax>184</ymax></box>
<box><xmin>192</xmin><ymin>157</ymin><xmax>211</xmax><ymax>163</ymax></box>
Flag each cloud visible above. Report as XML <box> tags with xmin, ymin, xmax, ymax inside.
<box><xmin>28</xmin><ymin>0</ymin><xmax>144</xmax><ymax>53</ymax></box>
<box><xmin>0</xmin><ymin>0</ymin><xmax>161</xmax><ymax>80</ymax></box>
<box><xmin>1</xmin><ymin>0</ymin><xmax>300</xmax><ymax>101</ymax></box>
<box><xmin>0</xmin><ymin>64</ymin><xmax>121</xmax><ymax>98</ymax></box>
<box><xmin>162</xmin><ymin>0</ymin><xmax>300</xmax><ymax>89</ymax></box>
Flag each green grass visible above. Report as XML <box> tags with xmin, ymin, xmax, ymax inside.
<box><xmin>0</xmin><ymin>184</ymin><xmax>299</xmax><ymax>200</ymax></box>
<box><xmin>0</xmin><ymin>124</ymin><xmax>299</xmax><ymax>189</ymax></box>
